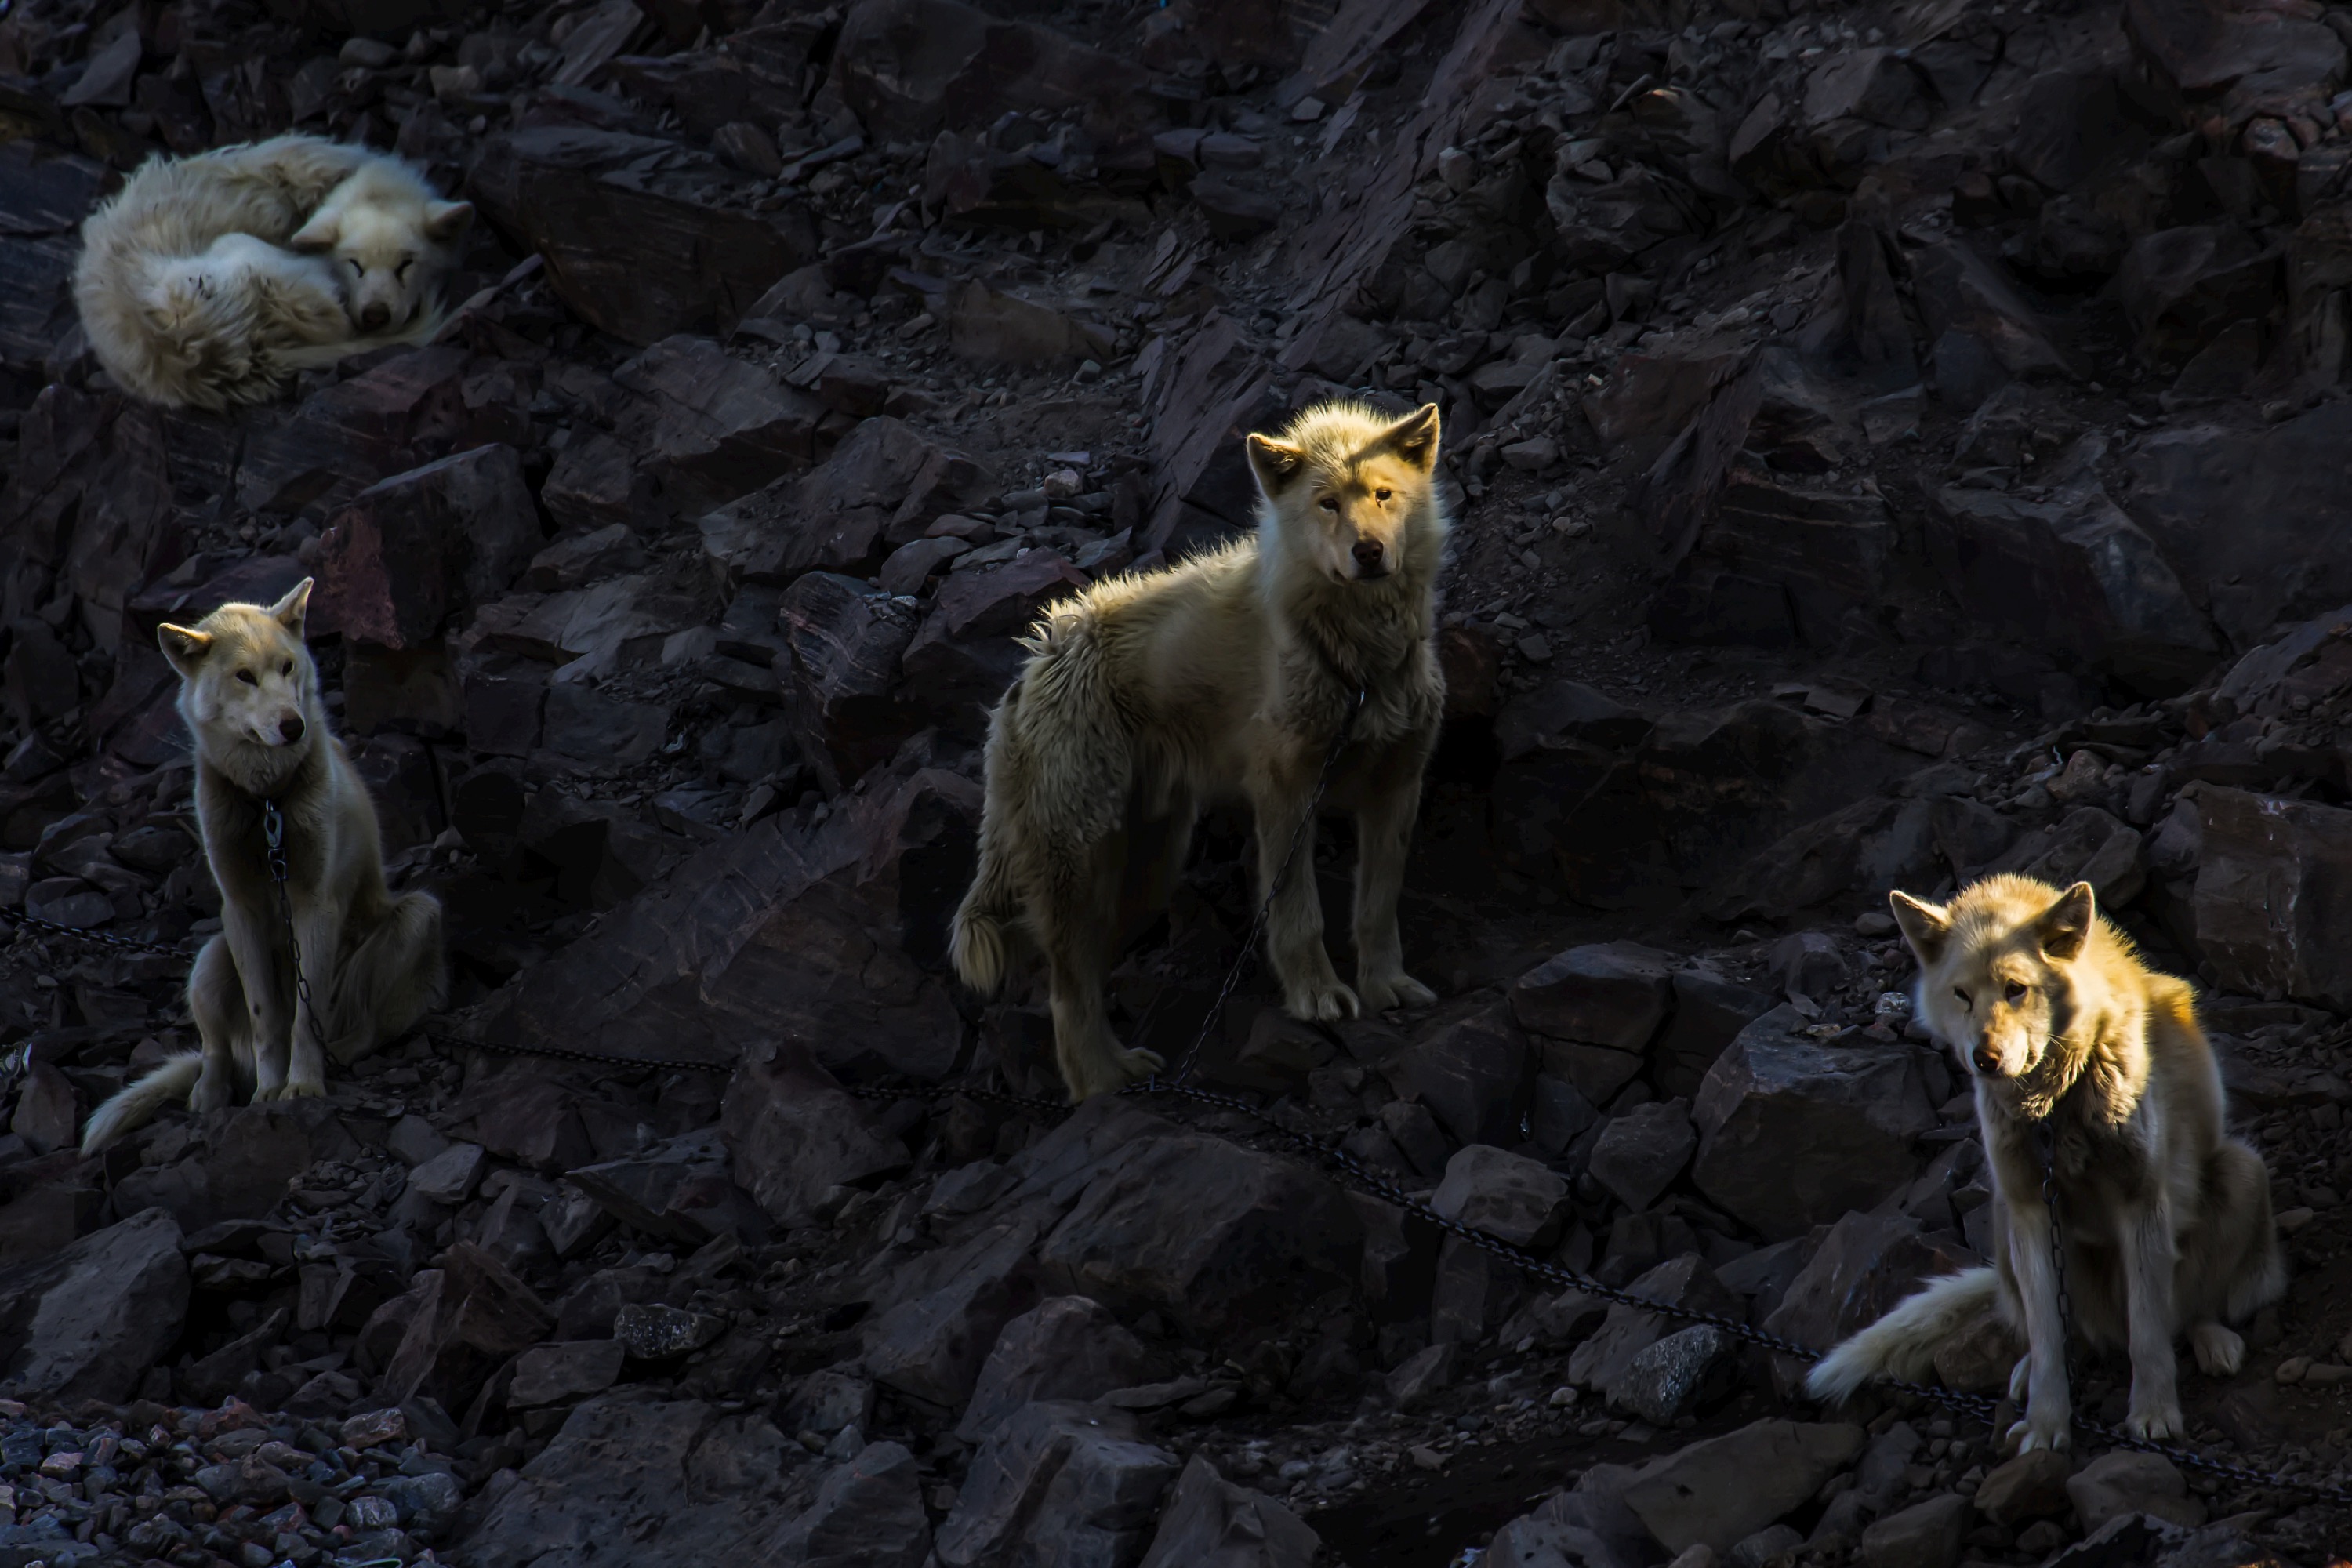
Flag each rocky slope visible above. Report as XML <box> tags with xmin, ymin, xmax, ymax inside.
<box><xmin>3</xmin><ymin>0</ymin><xmax>2352</xmax><ymax>1564</ymax></box>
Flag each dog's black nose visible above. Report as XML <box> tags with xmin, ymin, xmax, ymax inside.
<box><xmin>1352</xmin><ymin>539</ymin><xmax>1385</xmax><ymax>570</ymax></box>
<box><xmin>1971</xmin><ymin>1045</ymin><xmax>2001</xmax><ymax>1076</ymax></box>
<box><xmin>279</xmin><ymin>715</ymin><xmax>306</xmax><ymax>743</ymax></box>
<box><xmin>360</xmin><ymin>303</ymin><xmax>390</xmax><ymax>330</ymax></box>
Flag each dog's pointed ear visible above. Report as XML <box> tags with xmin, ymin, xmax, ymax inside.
<box><xmin>423</xmin><ymin>200</ymin><xmax>474</xmax><ymax>243</ymax></box>
<box><xmin>1889</xmin><ymin>889</ymin><xmax>1954</xmax><ymax>965</ymax></box>
<box><xmin>1377</xmin><ymin>403</ymin><xmax>1442</xmax><ymax>472</ymax></box>
<box><xmin>289</xmin><ymin>211</ymin><xmax>339</xmax><ymax>251</ymax></box>
<box><xmin>269</xmin><ymin>578</ymin><xmax>314</xmax><ymax>637</ymax></box>
<box><xmin>158</xmin><ymin>623</ymin><xmax>212</xmax><ymax>676</ymax></box>
<box><xmin>1246</xmin><ymin>433</ymin><xmax>1308</xmax><ymax>496</ymax></box>
<box><xmin>2037</xmin><ymin>881</ymin><xmax>2097</xmax><ymax>960</ymax></box>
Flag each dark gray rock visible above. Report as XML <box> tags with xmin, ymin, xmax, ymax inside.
<box><xmin>956</xmin><ymin>1296</ymin><xmax>1156</xmax><ymax>1443</ymax></box>
<box><xmin>0</xmin><ymin>1207</ymin><xmax>187</xmax><ymax>1403</ymax></box>
<box><xmin>1136</xmin><ymin>1453</ymin><xmax>1321</xmax><ymax>1568</ymax></box>
<box><xmin>1380</xmin><ymin>1002</ymin><xmax>1534</xmax><ymax>1147</ymax></box>
<box><xmin>935</xmin><ymin>1401</ymin><xmax>1178</xmax><ymax>1568</ymax></box>
<box><xmin>721</xmin><ymin>1039</ymin><xmax>912</xmax><ymax>1230</ymax></box>
<box><xmin>1587</xmin><ymin>1100</ymin><xmax>1698</xmax><ymax>1214</ymax></box>
<box><xmin>1428</xmin><ymin>1145</ymin><xmax>1570</xmax><ymax>1248</ymax></box>
<box><xmin>1692</xmin><ymin>1007</ymin><xmax>1936</xmax><ymax>1240</ymax></box>
<box><xmin>459</xmin><ymin>1397</ymin><xmax>802</xmax><ymax>1565</ymax></box>
<box><xmin>1607</xmin><ymin>1323</ymin><xmax>1739</xmax><ymax>1425</ymax></box>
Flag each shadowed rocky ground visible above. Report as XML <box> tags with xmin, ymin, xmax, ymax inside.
<box><xmin>1</xmin><ymin>0</ymin><xmax>2350</xmax><ymax>1563</ymax></box>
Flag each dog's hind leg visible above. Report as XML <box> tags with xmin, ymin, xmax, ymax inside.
<box><xmin>2190</xmin><ymin>1322</ymin><xmax>2245</xmax><ymax>1376</ymax></box>
<box><xmin>1036</xmin><ymin>832</ymin><xmax>1163</xmax><ymax>1100</ymax></box>
<box><xmin>326</xmin><ymin>892</ymin><xmax>447</xmax><ymax>1067</ymax></box>
<box><xmin>1249</xmin><ymin>752</ymin><xmax>1356</xmax><ymax>1023</ymax></box>
<box><xmin>1352</xmin><ymin>735</ymin><xmax>1436</xmax><ymax>1014</ymax></box>
<box><xmin>2216</xmin><ymin>1138</ymin><xmax>2287</xmax><ymax>1319</ymax></box>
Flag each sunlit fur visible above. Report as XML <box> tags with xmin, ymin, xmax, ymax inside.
<box><xmin>82</xmin><ymin>581</ymin><xmax>445</xmax><ymax>1151</ymax></box>
<box><xmin>1809</xmin><ymin>874</ymin><xmax>2282</xmax><ymax>1456</ymax></box>
<box><xmin>952</xmin><ymin>401</ymin><xmax>1449</xmax><ymax>1100</ymax></box>
<box><xmin>74</xmin><ymin>135</ymin><xmax>460</xmax><ymax>409</ymax></box>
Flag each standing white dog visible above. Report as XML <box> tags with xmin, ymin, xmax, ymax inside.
<box><xmin>82</xmin><ymin>580</ymin><xmax>445</xmax><ymax>1151</ymax></box>
<box><xmin>953</xmin><ymin>401</ymin><xmax>1449</xmax><ymax>1101</ymax></box>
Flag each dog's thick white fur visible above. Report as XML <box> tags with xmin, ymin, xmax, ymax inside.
<box><xmin>286</xmin><ymin>153</ymin><xmax>474</xmax><ymax>334</ymax></box>
<box><xmin>74</xmin><ymin>135</ymin><xmax>470</xmax><ymax>409</ymax></box>
<box><xmin>953</xmin><ymin>401</ymin><xmax>1449</xmax><ymax>1101</ymax></box>
<box><xmin>82</xmin><ymin>581</ymin><xmax>446</xmax><ymax>1152</ymax></box>
<box><xmin>1807</xmin><ymin>874</ymin><xmax>2284</xmax><ymax>1454</ymax></box>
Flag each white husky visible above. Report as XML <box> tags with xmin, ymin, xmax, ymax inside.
<box><xmin>74</xmin><ymin>135</ymin><xmax>470</xmax><ymax>409</ymax></box>
<box><xmin>82</xmin><ymin>581</ymin><xmax>445</xmax><ymax>1152</ymax></box>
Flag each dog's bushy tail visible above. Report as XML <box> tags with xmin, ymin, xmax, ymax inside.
<box><xmin>1805</xmin><ymin>1267</ymin><xmax>1998</xmax><ymax>1404</ymax></box>
<box><xmin>81</xmin><ymin>1053</ymin><xmax>205</xmax><ymax>1154</ymax></box>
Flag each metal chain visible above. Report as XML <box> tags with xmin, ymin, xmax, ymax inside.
<box><xmin>425</xmin><ymin>1029</ymin><xmax>728</xmax><ymax>1076</ymax></box>
<box><xmin>2034</xmin><ymin>1118</ymin><xmax>2080</xmax><ymax>1395</ymax></box>
<box><xmin>261</xmin><ymin>800</ymin><xmax>321</xmax><ymax>1042</ymax></box>
<box><xmin>0</xmin><ymin>906</ymin><xmax>191</xmax><ymax>957</ymax></box>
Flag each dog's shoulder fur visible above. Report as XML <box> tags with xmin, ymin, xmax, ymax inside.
<box><xmin>74</xmin><ymin>135</ymin><xmax>459</xmax><ymax>408</ymax></box>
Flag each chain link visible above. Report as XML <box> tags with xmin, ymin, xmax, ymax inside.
<box><xmin>0</xmin><ymin>906</ymin><xmax>192</xmax><ymax>957</ymax></box>
<box><xmin>261</xmin><ymin>800</ymin><xmax>322</xmax><ymax>1051</ymax></box>
<box><xmin>425</xmin><ymin>1029</ymin><xmax>728</xmax><ymax>1076</ymax></box>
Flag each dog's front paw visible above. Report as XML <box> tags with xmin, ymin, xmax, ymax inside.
<box><xmin>1285</xmin><ymin>978</ymin><xmax>1360</xmax><ymax>1023</ymax></box>
<box><xmin>190</xmin><ymin>1066</ymin><xmax>235</xmax><ymax>1113</ymax></box>
<box><xmin>2192</xmin><ymin>1323</ymin><xmax>2245</xmax><ymax>1377</ymax></box>
<box><xmin>1358</xmin><ymin>970</ymin><xmax>1437</xmax><ymax>1012</ymax></box>
<box><xmin>2125</xmin><ymin>1400</ymin><xmax>2184</xmax><ymax>1442</ymax></box>
<box><xmin>2006</xmin><ymin>1416</ymin><xmax>2073</xmax><ymax>1456</ymax></box>
<box><xmin>278</xmin><ymin>1076</ymin><xmax>327</xmax><ymax>1101</ymax></box>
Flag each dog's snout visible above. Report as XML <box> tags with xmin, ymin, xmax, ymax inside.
<box><xmin>1970</xmin><ymin>1044</ymin><xmax>2002</xmax><ymax>1077</ymax></box>
<box><xmin>360</xmin><ymin>303</ymin><xmax>390</xmax><ymax>330</ymax></box>
<box><xmin>278</xmin><ymin>714</ymin><xmax>306</xmax><ymax>744</ymax></box>
<box><xmin>1351</xmin><ymin>539</ymin><xmax>1385</xmax><ymax>572</ymax></box>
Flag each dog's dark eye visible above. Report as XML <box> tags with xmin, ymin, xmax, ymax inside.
<box><xmin>349</xmin><ymin>260</ymin><xmax>364</xmax><ymax>274</ymax></box>
<box><xmin>281</xmin><ymin>660</ymin><xmax>293</xmax><ymax>675</ymax></box>
<box><xmin>2005</xmin><ymin>982</ymin><xmax>2027</xmax><ymax>1004</ymax></box>
<box><xmin>1953</xmin><ymin>987</ymin><xmax>1970</xmax><ymax>1007</ymax></box>
<box><xmin>1375</xmin><ymin>488</ymin><xmax>1392</xmax><ymax>502</ymax></box>
<box><xmin>1319</xmin><ymin>498</ymin><xmax>1339</xmax><ymax>513</ymax></box>
<box><xmin>396</xmin><ymin>259</ymin><xmax>413</xmax><ymax>280</ymax></box>
<box><xmin>237</xmin><ymin>670</ymin><xmax>257</xmax><ymax>686</ymax></box>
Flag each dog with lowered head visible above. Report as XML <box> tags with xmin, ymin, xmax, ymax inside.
<box><xmin>82</xmin><ymin>580</ymin><xmax>445</xmax><ymax>1152</ymax></box>
<box><xmin>952</xmin><ymin>400</ymin><xmax>1448</xmax><ymax>1101</ymax></box>
<box><xmin>287</xmin><ymin>152</ymin><xmax>473</xmax><ymax>335</ymax></box>
<box><xmin>1807</xmin><ymin>873</ymin><xmax>2282</xmax><ymax>1452</ymax></box>
<box><xmin>74</xmin><ymin>134</ymin><xmax>469</xmax><ymax>408</ymax></box>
